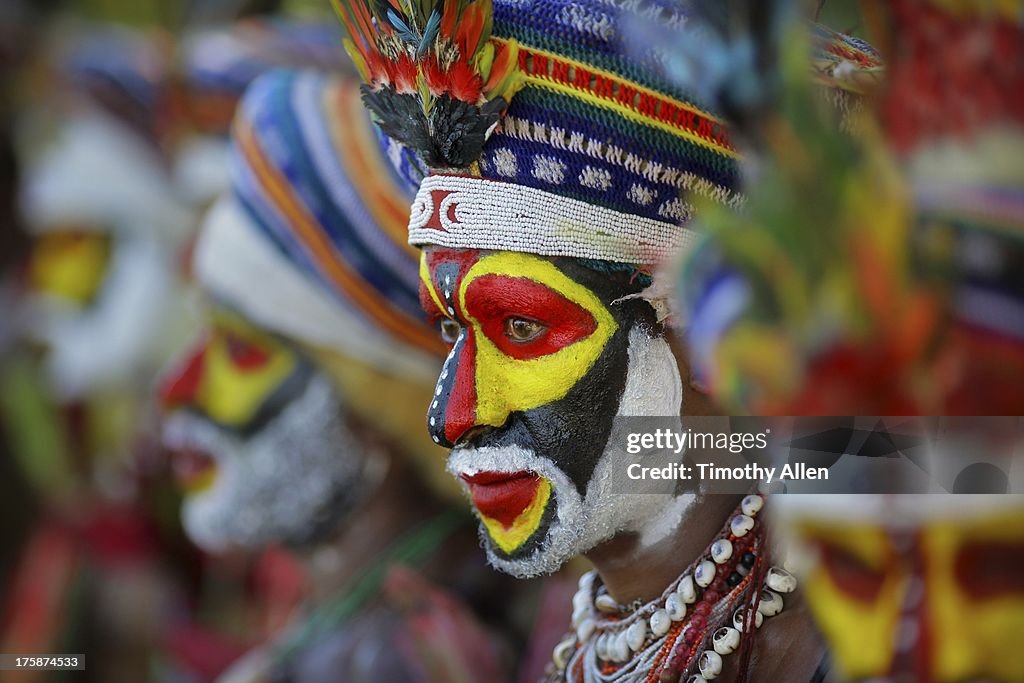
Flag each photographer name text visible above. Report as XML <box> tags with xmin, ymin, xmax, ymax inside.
<box><xmin>626</xmin><ymin>462</ymin><xmax>828</xmax><ymax>483</ymax></box>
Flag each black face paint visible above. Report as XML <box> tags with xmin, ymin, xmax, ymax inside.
<box><xmin>458</xmin><ymin>258</ymin><xmax>660</xmax><ymax>560</ymax></box>
<box><xmin>471</xmin><ymin>257</ymin><xmax>656</xmax><ymax>482</ymax></box>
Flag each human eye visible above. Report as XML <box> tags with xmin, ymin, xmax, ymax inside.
<box><xmin>439</xmin><ymin>319</ymin><xmax>463</xmax><ymax>344</ymax></box>
<box><xmin>503</xmin><ymin>316</ymin><xmax>547</xmax><ymax>343</ymax></box>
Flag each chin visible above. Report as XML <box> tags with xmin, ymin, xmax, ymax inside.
<box><xmin>167</xmin><ymin>374</ymin><xmax>367</xmax><ymax>552</ymax></box>
<box><xmin>447</xmin><ymin>443</ymin><xmax>651</xmax><ymax>578</ymax></box>
<box><xmin>481</xmin><ymin>484</ymin><xmax>588</xmax><ymax>578</ymax></box>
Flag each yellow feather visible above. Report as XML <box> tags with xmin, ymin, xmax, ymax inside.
<box><xmin>474</xmin><ymin>41</ymin><xmax>495</xmax><ymax>76</ymax></box>
<box><xmin>342</xmin><ymin>39</ymin><xmax>371</xmax><ymax>82</ymax></box>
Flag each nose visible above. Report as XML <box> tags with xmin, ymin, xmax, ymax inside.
<box><xmin>426</xmin><ymin>327</ymin><xmax>478</xmax><ymax>448</ymax></box>
<box><xmin>158</xmin><ymin>341</ymin><xmax>207</xmax><ymax>411</ymax></box>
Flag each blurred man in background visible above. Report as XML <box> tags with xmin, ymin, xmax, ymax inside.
<box><xmin>159</xmin><ymin>68</ymin><xmax>523</xmax><ymax>682</ymax></box>
<box><xmin>2</xmin><ymin>25</ymin><xmax>195</xmax><ymax>683</ymax></box>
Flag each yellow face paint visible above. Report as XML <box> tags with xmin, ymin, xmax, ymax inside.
<box><xmin>199</xmin><ymin>313</ymin><xmax>298</xmax><ymax>430</ymax></box>
<box><xmin>420</xmin><ymin>250</ymin><xmax>618</xmax><ymax>448</ymax></box>
<box><xmin>460</xmin><ymin>252</ymin><xmax>618</xmax><ymax>428</ymax></box>
<box><xmin>926</xmin><ymin>511</ymin><xmax>1024</xmax><ymax>682</ymax></box>
<box><xmin>29</xmin><ymin>231</ymin><xmax>111</xmax><ymax>306</ymax></box>
<box><xmin>421</xmin><ymin>250</ymin><xmax>623</xmax><ymax>556</ymax></box>
<box><xmin>160</xmin><ymin>310</ymin><xmax>303</xmax><ymax>433</ymax></box>
<box><xmin>795</xmin><ymin>508</ymin><xmax>1024</xmax><ymax>682</ymax></box>
<box><xmin>798</xmin><ymin>523</ymin><xmax>905</xmax><ymax>678</ymax></box>
<box><xmin>480</xmin><ymin>478</ymin><xmax>553</xmax><ymax>554</ymax></box>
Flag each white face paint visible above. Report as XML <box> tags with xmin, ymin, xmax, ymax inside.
<box><xmin>162</xmin><ymin>373</ymin><xmax>376</xmax><ymax>552</ymax></box>
<box><xmin>448</xmin><ymin>325</ymin><xmax>686</xmax><ymax>578</ymax></box>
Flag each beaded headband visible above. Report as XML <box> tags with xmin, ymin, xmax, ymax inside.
<box><xmin>333</xmin><ymin>0</ymin><xmax>742</xmax><ymax>269</ymax></box>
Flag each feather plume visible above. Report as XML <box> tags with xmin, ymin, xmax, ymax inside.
<box><xmin>331</xmin><ymin>0</ymin><xmax>523</xmax><ymax>169</ymax></box>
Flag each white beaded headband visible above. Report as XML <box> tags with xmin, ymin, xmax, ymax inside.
<box><xmin>408</xmin><ymin>174</ymin><xmax>701</xmax><ymax>267</ymax></box>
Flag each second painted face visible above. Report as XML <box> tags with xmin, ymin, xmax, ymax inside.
<box><xmin>420</xmin><ymin>248</ymin><xmax>684</xmax><ymax>577</ymax></box>
<box><xmin>158</xmin><ymin>309</ymin><xmax>370</xmax><ymax>552</ymax></box>
<box><xmin>24</xmin><ymin>228</ymin><xmax>181</xmax><ymax>400</ymax></box>
<box><xmin>792</xmin><ymin>507</ymin><xmax>1024</xmax><ymax>683</ymax></box>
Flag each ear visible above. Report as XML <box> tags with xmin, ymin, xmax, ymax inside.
<box><xmin>666</xmin><ymin>329</ymin><xmax>725</xmax><ymax>417</ymax></box>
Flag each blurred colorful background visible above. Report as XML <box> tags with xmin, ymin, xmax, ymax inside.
<box><xmin>0</xmin><ymin>1</ymin><xmax>1022</xmax><ymax>682</ymax></box>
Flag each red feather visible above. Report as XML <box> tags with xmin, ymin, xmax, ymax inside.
<box><xmin>449</xmin><ymin>61</ymin><xmax>484</xmax><ymax>103</ymax></box>
<box><xmin>424</xmin><ymin>56</ymin><xmax>448</xmax><ymax>97</ymax></box>
<box><xmin>391</xmin><ymin>53</ymin><xmax>418</xmax><ymax>94</ymax></box>
<box><xmin>455</xmin><ymin>3</ymin><xmax>485</xmax><ymax>58</ymax></box>
<box><xmin>440</xmin><ymin>0</ymin><xmax>460</xmax><ymax>42</ymax></box>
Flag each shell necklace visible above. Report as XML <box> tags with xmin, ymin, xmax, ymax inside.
<box><xmin>544</xmin><ymin>494</ymin><xmax>798</xmax><ymax>683</ymax></box>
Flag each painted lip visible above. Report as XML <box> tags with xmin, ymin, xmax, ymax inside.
<box><xmin>460</xmin><ymin>471</ymin><xmax>542</xmax><ymax>527</ymax></box>
<box><xmin>169</xmin><ymin>447</ymin><xmax>217</xmax><ymax>493</ymax></box>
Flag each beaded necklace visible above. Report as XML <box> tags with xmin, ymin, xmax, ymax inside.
<box><xmin>544</xmin><ymin>494</ymin><xmax>798</xmax><ymax>683</ymax></box>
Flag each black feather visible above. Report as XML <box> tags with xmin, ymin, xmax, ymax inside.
<box><xmin>361</xmin><ymin>88</ymin><xmax>507</xmax><ymax>169</ymax></box>
<box><xmin>360</xmin><ymin>87</ymin><xmax>432</xmax><ymax>154</ymax></box>
<box><xmin>428</xmin><ymin>95</ymin><xmax>504</xmax><ymax>168</ymax></box>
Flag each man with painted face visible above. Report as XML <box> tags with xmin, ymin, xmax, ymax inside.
<box><xmin>333</xmin><ymin>0</ymin><xmax>824</xmax><ymax>680</ymax></box>
<box><xmin>159</xmin><ymin>68</ymin><xmax>515</xmax><ymax>682</ymax></box>
<box><xmin>21</xmin><ymin>28</ymin><xmax>193</xmax><ymax>403</ymax></box>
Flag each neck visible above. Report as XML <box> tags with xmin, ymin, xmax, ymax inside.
<box><xmin>302</xmin><ymin>454</ymin><xmax>437</xmax><ymax>598</ymax></box>
<box><xmin>585</xmin><ymin>492</ymin><xmax>743</xmax><ymax>604</ymax></box>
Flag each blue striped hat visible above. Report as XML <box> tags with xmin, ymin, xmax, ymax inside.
<box><xmin>195</xmin><ymin>69</ymin><xmax>445</xmax><ymax>380</ymax></box>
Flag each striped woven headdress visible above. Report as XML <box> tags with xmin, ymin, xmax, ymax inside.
<box><xmin>333</xmin><ymin>0</ymin><xmax>742</xmax><ymax>270</ymax></box>
<box><xmin>197</xmin><ymin>69</ymin><xmax>446</xmax><ymax>381</ymax></box>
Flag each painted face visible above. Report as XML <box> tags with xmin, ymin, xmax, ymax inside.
<box><xmin>28</xmin><ymin>229</ymin><xmax>112</xmax><ymax>307</ymax></box>
<box><xmin>24</xmin><ymin>230</ymin><xmax>180</xmax><ymax>400</ymax></box>
<box><xmin>420</xmin><ymin>248</ymin><xmax>684</xmax><ymax>577</ymax></box>
<box><xmin>158</xmin><ymin>310</ymin><xmax>371</xmax><ymax>551</ymax></box>
<box><xmin>793</xmin><ymin>509</ymin><xmax>1024</xmax><ymax>683</ymax></box>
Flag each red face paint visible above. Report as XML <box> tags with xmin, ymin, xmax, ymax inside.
<box><xmin>419</xmin><ymin>249</ymin><xmax>486</xmax><ymax>445</ymax></box>
<box><xmin>158</xmin><ymin>341</ymin><xmax>207</xmax><ymax>410</ymax></box>
<box><xmin>225</xmin><ymin>332</ymin><xmax>273</xmax><ymax>370</ymax></box>
<box><xmin>444</xmin><ymin>331</ymin><xmax>478</xmax><ymax>445</ymax></box>
<box><xmin>955</xmin><ymin>541</ymin><xmax>1024</xmax><ymax>600</ymax></box>
<box><xmin>464</xmin><ymin>274</ymin><xmax>598</xmax><ymax>360</ymax></box>
<box><xmin>419</xmin><ymin>248</ymin><xmax>621</xmax><ymax>456</ymax></box>
<box><xmin>818</xmin><ymin>539</ymin><xmax>889</xmax><ymax>604</ymax></box>
<box><xmin>461</xmin><ymin>471</ymin><xmax>542</xmax><ymax>528</ymax></box>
